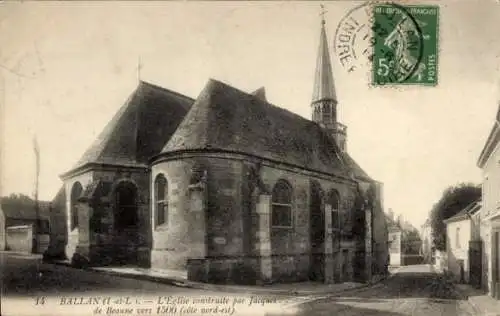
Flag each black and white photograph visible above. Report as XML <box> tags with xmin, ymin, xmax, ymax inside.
<box><xmin>1</xmin><ymin>1</ymin><xmax>500</xmax><ymax>315</ymax></box>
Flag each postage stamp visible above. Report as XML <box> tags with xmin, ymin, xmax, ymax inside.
<box><xmin>372</xmin><ymin>4</ymin><xmax>439</xmax><ymax>86</ymax></box>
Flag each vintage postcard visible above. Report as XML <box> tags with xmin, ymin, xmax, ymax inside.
<box><xmin>1</xmin><ymin>1</ymin><xmax>499</xmax><ymax>316</ymax></box>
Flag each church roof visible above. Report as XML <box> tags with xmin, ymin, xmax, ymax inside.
<box><xmin>159</xmin><ymin>79</ymin><xmax>356</xmax><ymax>178</ymax></box>
<box><xmin>65</xmin><ymin>81</ymin><xmax>193</xmax><ymax>175</ymax></box>
<box><xmin>341</xmin><ymin>152</ymin><xmax>372</xmax><ymax>181</ymax></box>
<box><xmin>312</xmin><ymin>19</ymin><xmax>337</xmax><ymax>104</ymax></box>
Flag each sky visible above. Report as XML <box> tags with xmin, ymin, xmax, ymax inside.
<box><xmin>1</xmin><ymin>1</ymin><xmax>499</xmax><ymax>229</ymax></box>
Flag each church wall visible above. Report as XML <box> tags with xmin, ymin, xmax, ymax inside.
<box><xmin>259</xmin><ymin>162</ymin><xmax>358</xmax><ymax>282</ymax></box>
<box><xmin>151</xmin><ymin>153</ymin><xmax>371</xmax><ymax>284</ymax></box>
<box><xmin>151</xmin><ymin>159</ymin><xmax>193</xmax><ymax>270</ymax></box>
<box><xmin>92</xmin><ymin>169</ymin><xmax>151</xmax><ymax>266</ymax></box>
<box><xmin>64</xmin><ymin>172</ymin><xmax>93</xmax><ymax>261</ymax></box>
<box><xmin>151</xmin><ymin>158</ymin><xmax>208</xmax><ymax>270</ymax></box>
<box><xmin>205</xmin><ymin>157</ymin><xmax>245</xmax><ymax>257</ymax></box>
<box><xmin>151</xmin><ymin>156</ymin><xmax>247</xmax><ymax>275</ymax></box>
<box><xmin>370</xmin><ymin>181</ymin><xmax>389</xmax><ymax>277</ymax></box>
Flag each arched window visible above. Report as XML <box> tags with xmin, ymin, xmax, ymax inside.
<box><xmin>70</xmin><ymin>182</ymin><xmax>83</xmax><ymax>231</ymax></box>
<box><xmin>271</xmin><ymin>180</ymin><xmax>293</xmax><ymax>228</ymax></box>
<box><xmin>154</xmin><ymin>174</ymin><xmax>168</xmax><ymax>227</ymax></box>
<box><xmin>328</xmin><ymin>189</ymin><xmax>340</xmax><ymax>230</ymax></box>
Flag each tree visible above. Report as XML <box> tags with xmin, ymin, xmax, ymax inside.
<box><xmin>430</xmin><ymin>183</ymin><xmax>481</xmax><ymax>251</ymax></box>
<box><xmin>1</xmin><ymin>193</ymin><xmax>36</xmax><ymax>206</ymax></box>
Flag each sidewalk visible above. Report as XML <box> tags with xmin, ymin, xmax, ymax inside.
<box><xmin>454</xmin><ymin>283</ymin><xmax>500</xmax><ymax>316</ymax></box>
<box><xmin>52</xmin><ymin>259</ymin><xmax>392</xmax><ymax>296</ymax></box>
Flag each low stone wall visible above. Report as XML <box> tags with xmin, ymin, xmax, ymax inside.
<box><xmin>6</xmin><ymin>225</ymin><xmax>33</xmax><ymax>253</ymax></box>
<box><xmin>401</xmin><ymin>254</ymin><xmax>424</xmax><ymax>266</ymax></box>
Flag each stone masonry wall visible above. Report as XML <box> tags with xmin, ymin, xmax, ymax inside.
<box><xmin>259</xmin><ymin>163</ymin><xmax>357</xmax><ymax>283</ymax></box>
<box><xmin>64</xmin><ymin>171</ymin><xmax>93</xmax><ymax>261</ymax></box>
<box><xmin>151</xmin><ymin>159</ymin><xmax>197</xmax><ymax>270</ymax></box>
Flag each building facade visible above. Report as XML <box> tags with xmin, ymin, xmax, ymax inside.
<box><xmin>443</xmin><ymin>201</ymin><xmax>481</xmax><ymax>284</ymax></box>
<box><xmin>0</xmin><ymin>199</ymin><xmax>51</xmax><ymax>253</ymax></box>
<box><xmin>46</xmin><ymin>16</ymin><xmax>388</xmax><ymax>284</ymax></box>
<box><xmin>478</xmin><ymin>106</ymin><xmax>500</xmax><ymax>298</ymax></box>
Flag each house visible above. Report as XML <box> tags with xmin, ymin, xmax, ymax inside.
<box><xmin>443</xmin><ymin>200</ymin><xmax>481</xmax><ymax>285</ymax></box>
<box><xmin>45</xmin><ymin>15</ymin><xmax>389</xmax><ymax>285</ymax></box>
<box><xmin>477</xmin><ymin>105</ymin><xmax>500</xmax><ymax>299</ymax></box>
<box><xmin>0</xmin><ymin>205</ymin><xmax>5</xmax><ymax>251</ymax></box>
<box><xmin>0</xmin><ymin>197</ymin><xmax>51</xmax><ymax>253</ymax></box>
<box><xmin>387</xmin><ymin>216</ymin><xmax>423</xmax><ymax>266</ymax></box>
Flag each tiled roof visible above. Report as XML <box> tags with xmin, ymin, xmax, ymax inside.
<box><xmin>341</xmin><ymin>152</ymin><xmax>373</xmax><ymax>182</ymax></box>
<box><xmin>443</xmin><ymin>200</ymin><xmax>481</xmax><ymax>224</ymax></box>
<box><xmin>477</xmin><ymin>104</ymin><xmax>500</xmax><ymax>168</ymax></box>
<box><xmin>66</xmin><ymin>81</ymin><xmax>193</xmax><ymax>174</ymax></box>
<box><xmin>160</xmin><ymin>79</ymin><xmax>358</xmax><ymax>178</ymax></box>
<box><xmin>1</xmin><ymin>201</ymin><xmax>51</xmax><ymax>220</ymax></box>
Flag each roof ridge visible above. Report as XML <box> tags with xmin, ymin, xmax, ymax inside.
<box><xmin>208</xmin><ymin>78</ymin><xmax>322</xmax><ymax>128</ymax></box>
<box><xmin>139</xmin><ymin>80</ymin><xmax>195</xmax><ymax>102</ymax></box>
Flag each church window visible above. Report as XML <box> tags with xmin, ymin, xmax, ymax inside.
<box><xmin>271</xmin><ymin>179</ymin><xmax>293</xmax><ymax>228</ymax></box>
<box><xmin>70</xmin><ymin>182</ymin><xmax>83</xmax><ymax>231</ymax></box>
<box><xmin>328</xmin><ymin>189</ymin><xmax>340</xmax><ymax>230</ymax></box>
<box><xmin>155</xmin><ymin>174</ymin><xmax>168</xmax><ymax>227</ymax></box>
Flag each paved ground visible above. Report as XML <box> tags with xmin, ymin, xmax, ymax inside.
<box><xmin>0</xmin><ymin>252</ymin><xmax>292</xmax><ymax>316</ymax></box>
<box><xmin>278</xmin><ymin>264</ymin><xmax>479</xmax><ymax>316</ymax></box>
<box><xmin>0</xmin><ymin>252</ymin><xmax>480</xmax><ymax>316</ymax></box>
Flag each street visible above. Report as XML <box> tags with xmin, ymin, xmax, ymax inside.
<box><xmin>0</xmin><ymin>252</ymin><xmax>479</xmax><ymax>316</ymax></box>
<box><xmin>0</xmin><ymin>251</ymin><xmax>212</xmax><ymax>296</ymax></box>
<box><xmin>283</xmin><ymin>265</ymin><xmax>478</xmax><ymax>316</ymax></box>
<box><xmin>0</xmin><ymin>252</ymin><xmax>289</xmax><ymax>316</ymax></box>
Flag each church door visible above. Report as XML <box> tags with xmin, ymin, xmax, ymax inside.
<box><xmin>309</xmin><ymin>182</ymin><xmax>325</xmax><ymax>282</ymax></box>
<box><xmin>112</xmin><ymin>181</ymin><xmax>139</xmax><ymax>265</ymax></box>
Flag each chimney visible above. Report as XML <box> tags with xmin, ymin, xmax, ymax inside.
<box><xmin>251</xmin><ymin>87</ymin><xmax>267</xmax><ymax>102</ymax></box>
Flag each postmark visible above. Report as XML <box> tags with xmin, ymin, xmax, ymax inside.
<box><xmin>334</xmin><ymin>2</ymin><xmax>376</xmax><ymax>74</ymax></box>
<box><xmin>372</xmin><ymin>4</ymin><xmax>439</xmax><ymax>86</ymax></box>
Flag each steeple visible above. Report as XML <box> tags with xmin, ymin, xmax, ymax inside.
<box><xmin>312</xmin><ymin>11</ymin><xmax>337</xmax><ymax>106</ymax></box>
<box><xmin>311</xmin><ymin>5</ymin><xmax>347</xmax><ymax>152</ymax></box>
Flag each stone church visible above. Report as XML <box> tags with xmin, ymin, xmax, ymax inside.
<box><xmin>45</xmin><ymin>16</ymin><xmax>389</xmax><ymax>285</ymax></box>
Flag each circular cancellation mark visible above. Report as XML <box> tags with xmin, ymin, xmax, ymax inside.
<box><xmin>334</xmin><ymin>1</ymin><xmax>424</xmax><ymax>85</ymax></box>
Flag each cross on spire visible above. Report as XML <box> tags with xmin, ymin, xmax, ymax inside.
<box><xmin>137</xmin><ymin>56</ymin><xmax>142</xmax><ymax>82</ymax></box>
<box><xmin>320</xmin><ymin>4</ymin><xmax>327</xmax><ymax>25</ymax></box>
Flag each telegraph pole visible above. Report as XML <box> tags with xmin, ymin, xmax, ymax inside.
<box><xmin>33</xmin><ymin>135</ymin><xmax>40</xmax><ymax>253</ymax></box>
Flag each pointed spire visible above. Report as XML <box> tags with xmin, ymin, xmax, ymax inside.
<box><xmin>312</xmin><ymin>8</ymin><xmax>337</xmax><ymax>104</ymax></box>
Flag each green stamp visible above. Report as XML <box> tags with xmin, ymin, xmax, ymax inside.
<box><xmin>372</xmin><ymin>4</ymin><xmax>439</xmax><ymax>86</ymax></box>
